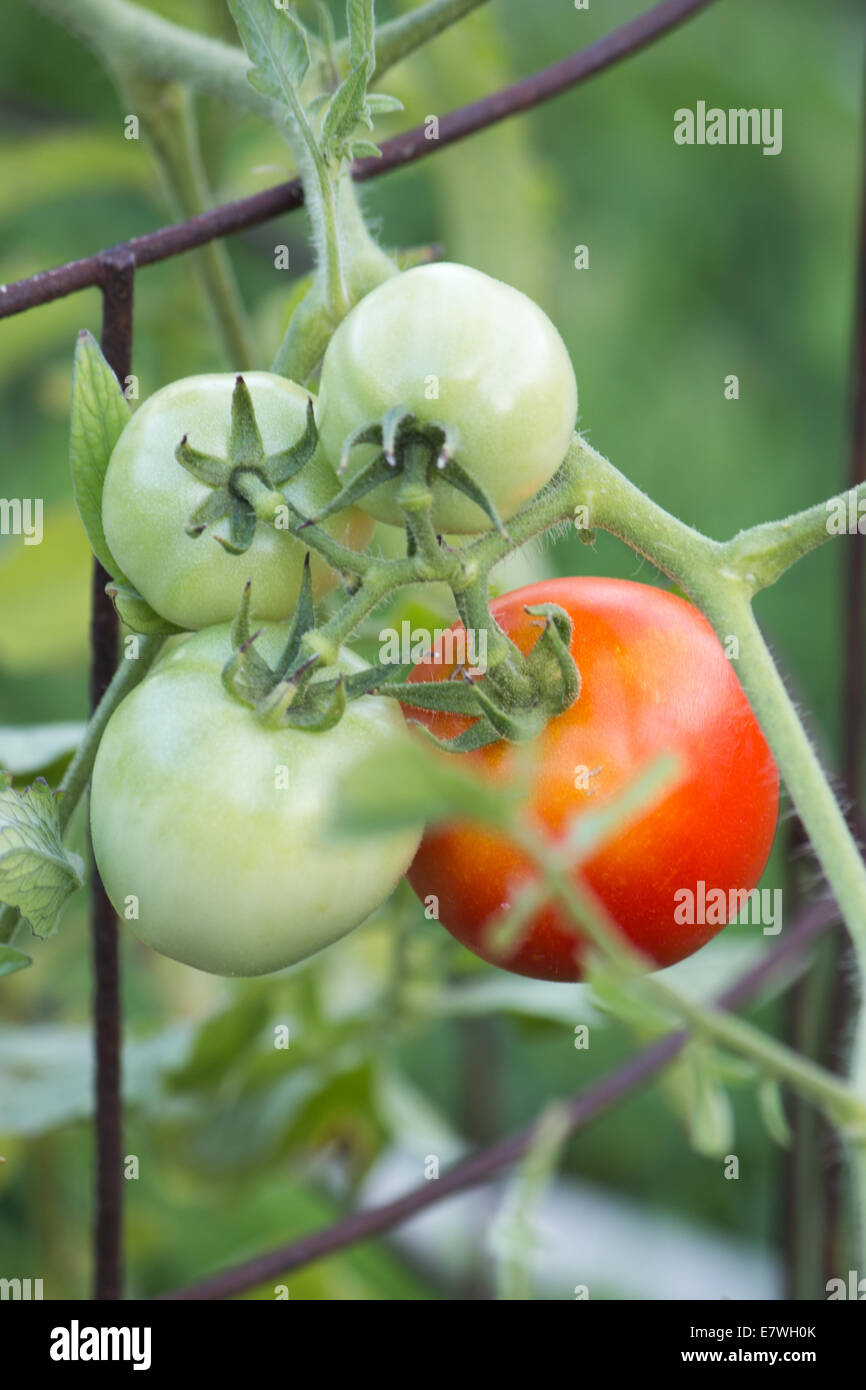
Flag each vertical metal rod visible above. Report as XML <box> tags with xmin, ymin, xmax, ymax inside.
<box><xmin>92</xmin><ymin>251</ymin><xmax>134</xmax><ymax>1301</ymax></box>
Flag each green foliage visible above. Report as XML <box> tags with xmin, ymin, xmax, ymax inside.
<box><xmin>69</xmin><ymin>330</ymin><xmax>183</xmax><ymax>633</ymax></box>
<box><xmin>1</xmin><ymin>0</ymin><xmax>858</xmax><ymax>1303</ymax></box>
<box><xmin>331</xmin><ymin>733</ymin><xmax>514</xmax><ymax>835</ymax></box>
<box><xmin>0</xmin><ymin>775</ymin><xmax>85</xmax><ymax>941</ymax></box>
<box><xmin>490</xmin><ymin>1101</ymin><xmax>571</xmax><ymax>1300</ymax></box>
<box><xmin>0</xmin><ymin>722</ymin><xmax>84</xmax><ymax>777</ymax></box>
<box><xmin>0</xmin><ymin>1022</ymin><xmax>194</xmax><ymax>1136</ymax></box>
<box><xmin>69</xmin><ymin>330</ymin><xmax>131</xmax><ymax>579</ymax></box>
<box><xmin>230</xmin><ymin>0</ymin><xmax>312</xmax><ymax>112</ymax></box>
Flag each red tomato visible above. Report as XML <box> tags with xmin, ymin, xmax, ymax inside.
<box><xmin>406</xmin><ymin>577</ymin><xmax>779</xmax><ymax>981</ymax></box>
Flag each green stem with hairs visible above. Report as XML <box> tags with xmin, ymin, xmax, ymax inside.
<box><xmin>122</xmin><ymin>76</ymin><xmax>254</xmax><ymax>369</ymax></box>
<box><xmin>28</xmin><ymin>0</ymin><xmax>490</xmax><ymax>112</ymax></box>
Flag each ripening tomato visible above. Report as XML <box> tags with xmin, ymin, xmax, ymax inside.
<box><xmin>406</xmin><ymin>577</ymin><xmax>779</xmax><ymax>981</ymax></box>
<box><xmin>90</xmin><ymin>624</ymin><xmax>422</xmax><ymax>977</ymax></box>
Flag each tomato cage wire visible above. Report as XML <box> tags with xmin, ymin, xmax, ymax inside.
<box><xmin>0</xmin><ymin>0</ymin><xmax>863</xmax><ymax>1302</ymax></box>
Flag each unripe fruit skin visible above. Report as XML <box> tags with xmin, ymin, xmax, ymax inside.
<box><xmin>103</xmin><ymin>373</ymin><xmax>373</xmax><ymax>630</ymax></box>
<box><xmin>90</xmin><ymin>625</ymin><xmax>422</xmax><ymax>977</ymax></box>
<box><xmin>318</xmin><ymin>263</ymin><xmax>578</xmax><ymax>534</ymax></box>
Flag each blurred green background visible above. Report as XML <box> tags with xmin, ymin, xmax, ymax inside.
<box><xmin>1</xmin><ymin>0</ymin><xmax>863</xmax><ymax>1300</ymax></box>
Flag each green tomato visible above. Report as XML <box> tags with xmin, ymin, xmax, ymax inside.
<box><xmin>317</xmin><ymin>263</ymin><xmax>578</xmax><ymax>533</ymax></box>
<box><xmin>90</xmin><ymin>625</ymin><xmax>422</xmax><ymax>977</ymax></box>
<box><xmin>102</xmin><ymin>373</ymin><xmax>373</xmax><ymax>630</ymax></box>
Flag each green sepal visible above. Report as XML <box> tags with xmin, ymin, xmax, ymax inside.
<box><xmin>106</xmin><ymin>581</ymin><xmax>185</xmax><ymax>636</ymax></box>
<box><xmin>469</xmin><ymin>679</ymin><xmax>536</xmax><ymax>741</ymax></box>
<box><xmin>181</xmin><ymin>377</ymin><xmax>318</xmax><ymax>556</ymax></box>
<box><xmin>265</xmin><ymin>395</ymin><xmax>318</xmax><ymax>486</ymax></box>
<box><xmin>175</xmin><ymin>438</ymin><xmax>231</xmax><ymax>488</ymax></box>
<box><xmin>409</xmin><ymin>717</ymin><xmax>502</xmax><ymax>755</ymax></box>
<box><xmin>329</xmin><ymin>407</ymin><xmax>510</xmax><ymax>538</ymax></box>
<box><xmin>220</xmin><ymin>571</ymin><xmax>350</xmax><ymax>733</ymax></box>
<box><xmin>305</xmin><ymin>450</ymin><xmax>396</xmax><ymax>523</ymax></box>
<box><xmin>228</xmin><ymin>373</ymin><xmax>266</xmax><ymax>467</ymax></box>
<box><xmin>523</xmin><ymin>603</ymin><xmax>580</xmax><ymax>713</ymax></box>
<box><xmin>381</xmin><ymin>404</ymin><xmax>414</xmax><ymax>464</ymax></box>
<box><xmin>344</xmin><ymin>661</ymin><xmax>414</xmax><ymax>698</ymax></box>
<box><xmin>287</xmin><ymin>676</ymin><xmax>347</xmax><ymax>732</ymax></box>
<box><xmin>185</xmin><ymin>487</ymin><xmax>233</xmax><ymax>538</ymax></box>
<box><xmin>439</xmin><ymin>455</ymin><xmax>509</xmax><ymax>538</ymax></box>
<box><xmin>274</xmin><ymin>554</ymin><xmax>316</xmax><ymax>679</ymax></box>
<box><xmin>222</xmin><ymin>581</ymin><xmax>274</xmax><ymax>705</ymax></box>
<box><xmin>338</xmin><ymin>420</ymin><xmax>385</xmax><ymax>473</ymax></box>
<box><xmin>372</xmin><ymin>678</ymin><xmax>483</xmax><ymax>716</ymax></box>
<box><xmin>215</xmin><ymin>497</ymin><xmax>257</xmax><ymax>555</ymax></box>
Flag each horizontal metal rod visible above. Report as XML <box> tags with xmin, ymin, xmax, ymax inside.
<box><xmin>0</xmin><ymin>0</ymin><xmax>719</xmax><ymax>319</ymax></box>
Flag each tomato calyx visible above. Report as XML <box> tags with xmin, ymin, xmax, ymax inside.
<box><xmin>383</xmin><ymin>600</ymin><xmax>581</xmax><ymax>753</ymax></box>
<box><xmin>302</xmin><ymin>406</ymin><xmax>511</xmax><ymax>542</ymax></box>
<box><xmin>221</xmin><ymin>565</ymin><xmax>410</xmax><ymax>733</ymax></box>
<box><xmin>175</xmin><ymin>375</ymin><xmax>318</xmax><ymax>555</ymax></box>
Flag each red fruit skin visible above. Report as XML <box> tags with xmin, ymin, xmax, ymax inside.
<box><xmin>405</xmin><ymin>577</ymin><xmax>780</xmax><ymax>982</ymax></box>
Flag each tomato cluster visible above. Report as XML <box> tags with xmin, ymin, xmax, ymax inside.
<box><xmin>90</xmin><ymin>263</ymin><xmax>778</xmax><ymax>979</ymax></box>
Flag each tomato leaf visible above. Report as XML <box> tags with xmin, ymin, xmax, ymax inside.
<box><xmin>168</xmin><ymin>995</ymin><xmax>271</xmax><ymax>1093</ymax></box>
<box><xmin>347</xmin><ymin>0</ymin><xmax>375</xmax><ymax>74</ymax></box>
<box><xmin>321</xmin><ymin>62</ymin><xmax>371</xmax><ymax>160</ymax></box>
<box><xmin>0</xmin><ymin>776</ymin><xmax>85</xmax><ymax>939</ymax></box>
<box><xmin>490</xmin><ymin>1102</ymin><xmax>572</xmax><ymax>1301</ymax></box>
<box><xmin>69</xmin><ymin>330</ymin><xmax>131</xmax><ymax>581</ymax></box>
<box><xmin>0</xmin><ymin>722</ymin><xmax>85</xmax><ymax>778</ymax></box>
<box><xmin>350</xmin><ymin>139</ymin><xmax>383</xmax><ymax>160</ymax></box>
<box><xmin>0</xmin><ymin>943</ymin><xmax>32</xmax><ymax>977</ymax></box>
<box><xmin>0</xmin><ymin>1023</ymin><xmax>194</xmax><ymax>1136</ymax></box>
<box><xmin>229</xmin><ymin>0</ymin><xmax>311</xmax><ymax>109</ymax></box>
<box><xmin>365</xmin><ymin>94</ymin><xmax>403</xmax><ymax>116</ymax></box>
<box><xmin>757</xmin><ymin>1077</ymin><xmax>791</xmax><ymax>1148</ymax></box>
<box><xmin>682</xmin><ymin>1039</ymin><xmax>736</xmax><ymax>1158</ymax></box>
